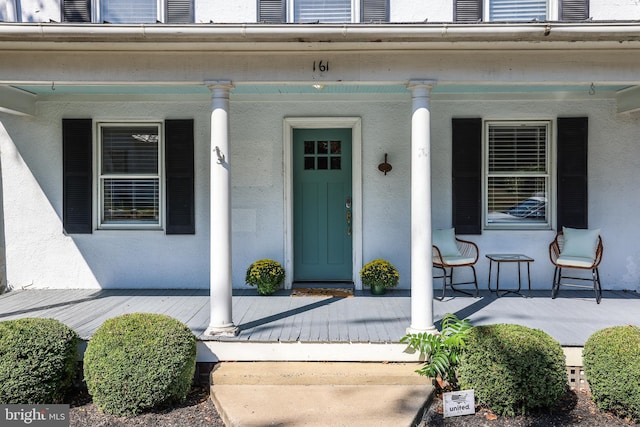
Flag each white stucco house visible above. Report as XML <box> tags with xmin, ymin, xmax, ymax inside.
<box><xmin>1</xmin><ymin>0</ymin><xmax>640</xmax><ymax>336</ymax></box>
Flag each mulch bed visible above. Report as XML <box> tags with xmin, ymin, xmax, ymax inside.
<box><xmin>67</xmin><ymin>383</ymin><xmax>637</xmax><ymax>426</ymax></box>
<box><xmin>418</xmin><ymin>388</ymin><xmax>637</xmax><ymax>426</ymax></box>
<box><xmin>69</xmin><ymin>385</ymin><xmax>225</xmax><ymax>427</ymax></box>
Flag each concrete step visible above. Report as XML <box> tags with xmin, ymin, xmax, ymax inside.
<box><xmin>210</xmin><ymin>362</ymin><xmax>434</xmax><ymax>427</ymax></box>
<box><xmin>211</xmin><ymin>361</ymin><xmax>431</xmax><ymax>385</ymax></box>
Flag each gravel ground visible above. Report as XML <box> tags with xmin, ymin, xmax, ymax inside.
<box><xmin>68</xmin><ymin>384</ymin><xmax>636</xmax><ymax>427</ymax></box>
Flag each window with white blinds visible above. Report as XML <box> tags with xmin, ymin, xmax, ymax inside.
<box><xmin>489</xmin><ymin>0</ymin><xmax>547</xmax><ymax>21</ymax></box>
<box><xmin>485</xmin><ymin>121</ymin><xmax>550</xmax><ymax>228</ymax></box>
<box><xmin>63</xmin><ymin>0</ymin><xmax>193</xmax><ymax>23</ymax></box>
<box><xmin>293</xmin><ymin>0</ymin><xmax>352</xmax><ymax>23</ymax></box>
<box><xmin>99</xmin><ymin>124</ymin><xmax>161</xmax><ymax>227</ymax></box>
<box><xmin>100</xmin><ymin>0</ymin><xmax>156</xmax><ymax>23</ymax></box>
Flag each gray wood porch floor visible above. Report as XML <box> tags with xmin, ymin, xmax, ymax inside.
<box><xmin>0</xmin><ymin>288</ymin><xmax>637</xmax><ymax>347</ymax></box>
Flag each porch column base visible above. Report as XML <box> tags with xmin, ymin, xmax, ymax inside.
<box><xmin>205</xmin><ymin>324</ymin><xmax>240</xmax><ymax>337</ymax></box>
<box><xmin>405</xmin><ymin>325</ymin><xmax>439</xmax><ymax>335</ymax></box>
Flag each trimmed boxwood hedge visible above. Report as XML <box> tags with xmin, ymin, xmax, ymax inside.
<box><xmin>583</xmin><ymin>325</ymin><xmax>640</xmax><ymax>421</ymax></box>
<box><xmin>0</xmin><ymin>318</ymin><xmax>78</xmax><ymax>404</ymax></box>
<box><xmin>83</xmin><ymin>313</ymin><xmax>197</xmax><ymax>416</ymax></box>
<box><xmin>457</xmin><ymin>324</ymin><xmax>567</xmax><ymax>416</ymax></box>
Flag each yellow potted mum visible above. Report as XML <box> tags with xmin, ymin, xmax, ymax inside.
<box><xmin>245</xmin><ymin>259</ymin><xmax>285</xmax><ymax>295</ymax></box>
<box><xmin>360</xmin><ymin>259</ymin><xmax>400</xmax><ymax>295</ymax></box>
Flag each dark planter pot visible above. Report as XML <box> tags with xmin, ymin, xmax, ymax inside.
<box><xmin>369</xmin><ymin>284</ymin><xmax>387</xmax><ymax>295</ymax></box>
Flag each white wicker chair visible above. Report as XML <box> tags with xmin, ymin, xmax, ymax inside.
<box><xmin>433</xmin><ymin>236</ymin><xmax>479</xmax><ymax>300</ymax></box>
<box><xmin>549</xmin><ymin>229</ymin><xmax>603</xmax><ymax>303</ymax></box>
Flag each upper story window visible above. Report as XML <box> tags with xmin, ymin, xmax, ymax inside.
<box><xmin>293</xmin><ymin>0</ymin><xmax>352</xmax><ymax>23</ymax></box>
<box><xmin>259</xmin><ymin>0</ymin><xmax>388</xmax><ymax>23</ymax></box>
<box><xmin>63</xmin><ymin>0</ymin><xmax>193</xmax><ymax>23</ymax></box>
<box><xmin>454</xmin><ymin>0</ymin><xmax>588</xmax><ymax>22</ymax></box>
<box><xmin>101</xmin><ymin>0</ymin><xmax>157</xmax><ymax>23</ymax></box>
<box><xmin>489</xmin><ymin>0</ymin><xmax>547</xmax><ymax>22</ymax></box>
<box><xmin>484</xmin><ymin>121</ymin><xmax>551</xmax><ymax>229</ymax></box>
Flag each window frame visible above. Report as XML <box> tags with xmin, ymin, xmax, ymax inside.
<box><xmin>483</xmin><ymin>119</ymin><xmax>554</xmax><ymax>231</ymax></box>
<box><xmin>286</xmin><ymin>0</ymin><xmax>360</xmax><ymax>23</ymax></box>
<box><xmin>79</xmin><ymin>0</ymin><xmax>193</xmax><ymax>23</ymax></box>
<box><xmin>484</xmin><ymin>0</ymin><xmax>559</xmax><ymax>22</ymax></box>
<box><xmin>95</xmin><ymin>121</ymin><xmax>165</xmax><ymax>230</ymax></box>
<box><xmin>92</xmin><ymin>0</ymin><xmax>161</xmax><ymax>23</ymax></box>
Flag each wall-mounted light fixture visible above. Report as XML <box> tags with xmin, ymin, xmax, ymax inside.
<box><xmin>378</xmin><ymin>153</ymin><xmax>392</xmax><ymax>175</ymax></box>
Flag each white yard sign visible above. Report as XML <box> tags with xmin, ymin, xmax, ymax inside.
<box><xmin>443</xmin><ymin>389</ymin><xmax>475</xmax><ymax>417</ymax></box>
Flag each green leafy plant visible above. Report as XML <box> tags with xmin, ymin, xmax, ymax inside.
<box><xmin>0</xmin><ymin>318</ymin><xmax>78</xmax><ymax>404</ymax></box>
<box><xmin>457</xmin><ymin>324</ymin><xmax>567</xmax><ymax>416</ymax></box>
<box><xmin>583</xmin><ymin>325</ymin><xmax>640</xmax><ymax>422</ymax></box>
<box><xmin>400</xmin><ymin>313</ymin><xmax>472</xmax><ymax>389</ymax></box>
<box><xmin>245</xmin><ymin>259</ymin><xmax>285</xmax><ymax>295</ymax></box>
<box><xmin>83</xmin><ymin>313</ymin><xmax>196</xmax><ymax>416</ymax></box>
<box><xmin>360</xmin><ymin>259</ymin><xmax>400</xmax><ymax>289</ymax></box>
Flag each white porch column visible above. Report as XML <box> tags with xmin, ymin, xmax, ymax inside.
<box><xmin>205</xmin><ymin>81</ymin><xmax>238</xmax><ymax>336</ymax></box>
<box><xmin>407</xmin><ymin>80</ymin><xmax>438</xmax><ymax>335</ymax></box>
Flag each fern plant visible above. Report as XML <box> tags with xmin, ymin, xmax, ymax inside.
<box><xmin>400</xmin><ymin>313</ymin><xmax>472</xmax><ymax>389</ymax></box>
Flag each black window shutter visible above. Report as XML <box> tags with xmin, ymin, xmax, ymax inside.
<box><xmin>165</xmin><ymin>119</ymin><xmax>195</xmax><ymax>235</ymax></box>
<box><xmin>557</xmin><ymin>117</ymin><xmax>588</xmax><ymax>230</ymax></box>
<box><xmin>258</xmin><ymin>0</ymin><xmax>285</xmax><ymax>23</ymax></box>
<box><xmin>63</xmin><ymin>0</ymin><xmax>91</xmax><ymax>22</ymax></box>
<box><xmin>452</xmin><ymin>118</ymin><xmax>482</xmax><ymax>235</ymax></box>
<box><xmin>454</xmin><ymin>0</ymin><xmax>482</xmax><ymax>22</ymax></box>
<box><xmin>63</xmin><ymin>119</ymin><xmax>93</xmax><ymax>234</ymax></box>
<box><xmin>560</xmin><ymin>0</ymin><xmax>589</xmax><ymax>21</ymax></box>
<box><xmin>362</xmin><ymin>0</ymin><xmax>388</xmax><ymax>23</ymax></box>
<box><xmin>167</xmin><ymin>0</ymin><xmax>193</xmax><ymax>23</ymax></box>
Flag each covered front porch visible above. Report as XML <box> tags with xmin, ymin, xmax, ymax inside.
<box><xmin>0</xmin><ymin>287</ymin><xmax>637</xmax><ymax>363</ymax></box>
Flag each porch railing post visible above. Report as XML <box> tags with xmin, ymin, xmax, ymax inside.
<box><xmin>407</xmin><ymin>80</ymin><xmax>438</xmax><ymax>335</ymax></box>
<box><xmin>205</xmin><ymin>81</ymin><xmax>239</xmax><ymax>336</ymax></box>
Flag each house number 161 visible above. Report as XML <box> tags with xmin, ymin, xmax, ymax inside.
<box><xmin>313</xmin><ymin>61</ymin><xmax>329</xmax><ymax>72</ymax></box>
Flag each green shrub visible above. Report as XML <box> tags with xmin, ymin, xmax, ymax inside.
<box><xmin>0</xmin><ymin>318</ymin><xmax>78</xmax><ymax>404</ymax></box>
<box><xmin>457</xmin><ymin>324</ymin><xmax>567</xmax><ymax>416</ymax></box>
<box><xmin>583</xmin><ymin>325</ymin><xmax>640</xmax><ymax>421</ymax></box>
<box><xmin>83</xmin><ymin>313</ymin><xmax>197</xmax><ymax>416</ymax></box>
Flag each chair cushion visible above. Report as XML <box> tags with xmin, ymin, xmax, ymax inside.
<box><xmin>556</xmin><ymin>255</ymin><xmax>596</xmax><ymax>269</ymax></box>
<box><xmin>561</xmin><ymin>227</ymin><xmax>600</xmax><ymax>261</ymax></box>
<box><xmin>432</xmin><ymin>228</ymin><xmax>461</xmax><ymax>257</ymax></box>
<box><xmin>434</xmin><ymin>255</ymin><xmax>475</xmax><ymax>266</ymax></box>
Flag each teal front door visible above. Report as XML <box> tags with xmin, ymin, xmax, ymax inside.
<box><xmin>293</xmin><ymin>128</ymin><xmax>353</xmax><ymax>281</ymax></box>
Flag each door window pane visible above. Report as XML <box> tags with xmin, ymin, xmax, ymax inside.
<box><xmin>302</xmin><ymin>139</ymin><xmax>343</xmax><ymax>171</ymax></box>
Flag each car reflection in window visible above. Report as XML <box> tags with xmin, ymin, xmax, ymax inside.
<box><xmin>487</xmin><ymin>196</ymin><xmax>547</xmax><ymax>223</ymax></box>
